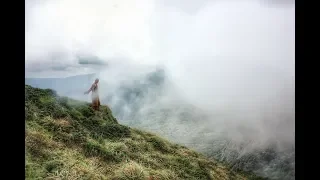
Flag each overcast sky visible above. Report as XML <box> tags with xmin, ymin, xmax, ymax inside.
<box><xmin>25</xmin><ymin>0</ymin><xmax>294</xmax><ymax>78</ymax></box>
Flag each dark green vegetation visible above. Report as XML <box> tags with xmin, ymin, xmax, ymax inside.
<box><xmin>25</xmin><ymin>85</ymin><xmax>265</xmax><ymax>180</ymax></box>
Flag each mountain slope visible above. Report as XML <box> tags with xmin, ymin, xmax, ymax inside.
<box><xmin>25</xmin><ymin>85</ymin><xmax>264</xmax><ymax>180</ymax></box>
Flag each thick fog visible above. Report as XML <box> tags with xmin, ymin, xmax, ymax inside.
<box><xmin>26</xmin><ymin>0</ymin><xmax>295</xmax><ymax>179</ymax></box>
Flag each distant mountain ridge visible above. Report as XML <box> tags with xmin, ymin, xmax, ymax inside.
<box><xmin>26</xmin><ymin>73</ymin><xmax>97</xmax><ymax>97</ymax></box>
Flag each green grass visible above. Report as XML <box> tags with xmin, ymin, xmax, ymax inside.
<box><xmin>25</xmin><ymin>85</ymin><xmax>265</xmax><ymax>180</ymax></box>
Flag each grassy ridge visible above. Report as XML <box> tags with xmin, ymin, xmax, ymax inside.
<box><xmin>25</xmin><ymin>85</ymin><xmax>264</xmax><ymax>180</ymax></box>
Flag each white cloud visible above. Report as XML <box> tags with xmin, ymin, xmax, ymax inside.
<box><xmin>25</xmin><ymin>0</ymin><xmax>155</xmax><ymax>75</ymax></box>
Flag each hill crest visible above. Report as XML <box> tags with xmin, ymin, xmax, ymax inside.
<box><xmin>25</xmin><ymin>85</ymin><xmax>264</xmax><ymax>180</ymax></box>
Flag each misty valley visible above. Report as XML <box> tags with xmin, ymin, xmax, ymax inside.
<box><xmin>26</xmin><ymin>69</ymin><xmax>295</xmax><ymax>180</ymax></box>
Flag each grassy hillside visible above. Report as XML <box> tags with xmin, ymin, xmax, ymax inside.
<box><xmin>25</xmin><ymin>85</ymin><xmax>265</xmax><ymax>180</ymax></box>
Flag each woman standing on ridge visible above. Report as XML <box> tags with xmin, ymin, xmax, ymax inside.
<box><xmin>84</xmin><ymin>78</ymin><xmax>100</xmax><ymax>111</ymax></box>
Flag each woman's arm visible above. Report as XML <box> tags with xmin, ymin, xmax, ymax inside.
<box><xmin>84</xmin><ymin>84</ymin><xmax>94</xmax><ymax>94</ymax></box>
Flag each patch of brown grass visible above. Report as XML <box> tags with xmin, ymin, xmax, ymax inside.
<box><xmin>53</xmin><ymin>118</ymin><xmax>71</xmax><ymax>127</ymax></box>
<box><xmin>112</xmin><ymin>161</ymin><xmax>149</xmax><ymax>180</ymax></box>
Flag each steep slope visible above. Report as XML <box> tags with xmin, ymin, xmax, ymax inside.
<box><xmin>25</xmin><ymin>70</ymin><xmax>294</xmax><ymax>180</ymax></box>
<box><xmin>25</xmin><ymin>85</ymin><xmax>264</xmax><ymax>180</ymax></box>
